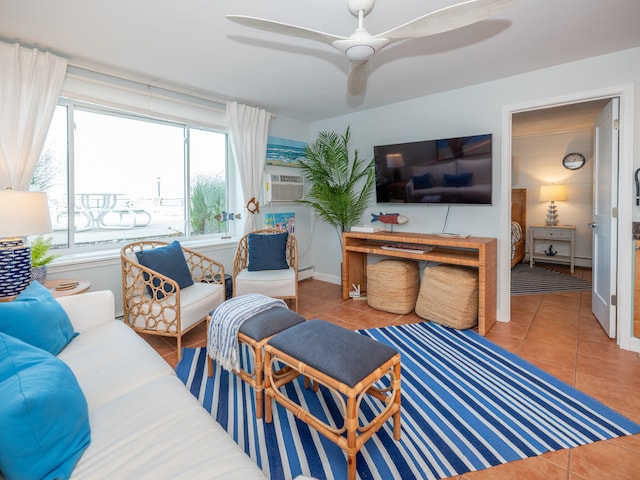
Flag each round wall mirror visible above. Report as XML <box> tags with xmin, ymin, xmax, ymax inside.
<box><xmin>562</xmin><ymin>152</ymin><xmax>586</xmax><ymax>170</ymax></box>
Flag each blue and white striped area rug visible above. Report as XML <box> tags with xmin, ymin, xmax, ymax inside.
<box><xmin>511</xmin><ymin>264</ymin><xmax>592</xmax><ymax>295</ymax></box>
<box><xmin>176</xmin><ymin>322</ymin><xmax>640</xmax><ymax>480</ymax></box>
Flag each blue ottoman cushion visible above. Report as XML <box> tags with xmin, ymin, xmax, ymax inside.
<box><xmin>239</xmin><ymin>307</ymin><xmax>305</xmax><ymax>341</ymax></box>
<box><xmin>267</xmin><ymin>319</ymin><xmax>398</xmax><ymax>388</ymax></box>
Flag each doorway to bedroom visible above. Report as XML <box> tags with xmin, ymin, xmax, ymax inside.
<box><xmin>505</xmin><ymin>90</ymin><xmax>638</xmax><ymax>352</ymax></box>
<box><xmin>509</xmin><ymin>100</ymin><xmax>608</xmax><ymax>295</ymax></box>
<box><xmin>511</xmin><ymin>99</ymin><xmax>609</xmax><ymax>273</ymax></box>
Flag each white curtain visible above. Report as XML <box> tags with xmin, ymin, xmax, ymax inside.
<box><xmin>226</xmin><ymin>101</ymin><xmax>272</xmax><ymax>233</ymax></box>
<box><xmin>0</xmin><ymin>42</ymin><xmax>67</xmax><ymax>191</ymax></box>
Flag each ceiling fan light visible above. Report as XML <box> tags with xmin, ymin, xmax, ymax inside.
<box><xmin>345</xmin><ymin>44</ymin><xmax>375</xmax><ymax>62</ymax></box>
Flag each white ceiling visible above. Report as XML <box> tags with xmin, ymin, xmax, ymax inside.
<box><xmin>2</xmin><ymin>0</ymin><xmax>640</xmax><ymax>122</ymax></box>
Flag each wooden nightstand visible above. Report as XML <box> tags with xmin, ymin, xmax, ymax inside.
<box><xmin>528</xmin><ymin>225</ymin><xmax>576</xmax><ymax>273</ymax></box>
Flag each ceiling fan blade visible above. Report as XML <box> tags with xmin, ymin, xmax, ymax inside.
<box><xmin>226</xmin><ymin>15</ymin><xmax>345</xmax><ymax>45</ymax></box>
<box><xmin>348</xmin><ymin>62</ymin><xmax>368</xmax><ymax>96</ymax></box>
<box><xmin>376</xmin><ymin>0</ymin><xmax>514</xmax><ymax>42</ymax></box>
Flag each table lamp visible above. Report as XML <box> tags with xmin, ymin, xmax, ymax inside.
<box><xmin>539</xmin><ymin>184</ymin><xmax>567</xmax><ymax>226</ymax></box>
<box><xmin>0</xmin><ymin>190</ymin><xmax>52</xmax><ymax>298</ymax></box>
<box><xmin>386</xmin><ymin>153</ymin><xmax>404</xmax><ymax>182</ymax></box>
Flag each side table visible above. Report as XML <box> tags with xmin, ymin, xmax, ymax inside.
<box><xmin>45</xmin><ymin>279</ymin><xmax>91</xmax><ymax>298</ymax></box>
<box><xmin>529</xmin><ymin>225</ymin><xmax>576</xmax><ymax>273</ymax></box>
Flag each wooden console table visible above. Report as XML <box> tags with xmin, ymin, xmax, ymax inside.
<box><xmin>342</xmin><ymin>231</ymin><xmax>497</xmax><ymax>335</ymax></box>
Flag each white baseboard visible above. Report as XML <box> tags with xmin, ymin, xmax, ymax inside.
<box><xmin>298</xmin><ymin>266</ymin><xmax>315</xmax><ymax>281</ymax></box>
<box><xmin>310</xmin><ymin>271</ymin><xmax>340</xmax><ymax>285</ymax></box>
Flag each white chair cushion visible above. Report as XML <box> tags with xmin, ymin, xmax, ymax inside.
<box><xmin>131</xmin><ymin>282</ymin><xmax>224</xmax><ymax>333</ymax></box>
<box><xmin>235</xmin><ymin>267</ymin><xmax>296</xmax><ymax>297</ymax></box>
<box><xmin>179</xmin><ymin>282</ymin><xmax>225</xmax><ymax>330</ymax></box>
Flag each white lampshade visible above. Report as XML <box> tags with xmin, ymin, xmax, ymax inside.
<box><xmin>0</xmin><ymin>190</ymin><xmax>52</xmax><ymax>237</ymax></box>
<box><xmin>539</xmin><ymin>184</ymin><xmax>567</xmax><ymax>202</ymax></box>
<box><xmin>386</xmin><ymin>153</ymin><xmax>404</xmax><ymax>168</ymax></box>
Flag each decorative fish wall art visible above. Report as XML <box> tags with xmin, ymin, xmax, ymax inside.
<box><xmin>214</xmin><ymin>212</ymin><xmax>242</xmax><ymax>222</ymax></box>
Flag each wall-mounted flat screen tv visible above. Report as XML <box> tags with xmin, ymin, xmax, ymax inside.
<box><xmin>373</xmin><ymin>133</ymin><xmax>492</xmax><ymax>205</ymax></box>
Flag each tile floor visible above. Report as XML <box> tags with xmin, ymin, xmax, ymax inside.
<box><xmin>140</xmin><ymin>266</ymin><xmax>640</xmax><ymax>480</ymax></box>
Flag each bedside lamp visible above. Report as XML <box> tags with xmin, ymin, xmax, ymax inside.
<box><xmin>386</xmin><ymin>153</ymin><xmax>404</xmax><ymax>182</ymax></box>
<box><xmin>540</xmin><ymin>184</ymin><xmax>567</xmax><ymax>226</ymax></box>
<box><xmin>0</xmin><ymin>190</ymin><xmax>52</xmax><ymax>298</ymax></box>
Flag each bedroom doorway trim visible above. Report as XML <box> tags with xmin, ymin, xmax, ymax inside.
<box><xmin>499</xmin><ymin>83</ymin><xmax>637</xmax><ymax>352</ymax></box>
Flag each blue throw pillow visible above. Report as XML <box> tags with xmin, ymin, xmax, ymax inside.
<box><xmin>443</xmin><ymin>172</ymin><xmax>473</xmax><ymax>187</ymax></box>
<box><xmin>0</xmin><ymin>281</ymin><xmax>77</xmax><ymax>355</ymax></box>
<box><xmin>412</xmin><ymin>172</ymin><xmax>433</xmax><ymax>190</ymax></box>
<box><xmin>0</xmin><ymin>332</ymin><xmax>91</xmax><ymax>480</ymax></box>
<box><xmin>247</xmin><ymin>232</ymin><xmax>289</xmax><ymax>271</ymax></box>
<box><xmin>135</xmin><ymin>241</ymin><xmax>194</xmax><ymax>299</ymax></box>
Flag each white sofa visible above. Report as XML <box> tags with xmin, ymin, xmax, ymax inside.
<box><xmin>56</xmin><ymin>290</ymin><xmax>266</xmax><ymax>479</ymax></box>
<box><xmin>404</xmin><ymin>157</ymin><xmax>491</xmax><ymax>203</ymax></box>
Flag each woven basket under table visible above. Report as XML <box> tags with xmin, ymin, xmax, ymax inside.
<box><xmin>415</xmin><ymin>264</ymin><xmax>479</xmax><ymax>329</ymax></box>
<box><xmin>366</xmin><ymin>259</ymin><xmax>420</xmax><ymax>314</ymax></box>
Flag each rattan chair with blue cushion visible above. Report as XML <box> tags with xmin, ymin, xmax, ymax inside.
<box><xmin>121</xmin><ymin>240</ymin><xmax>226</xmax><ymax>360</ymax></box>
<box><xmin>232</xmin><ymin>229</ymin><xmax>298</xmax><ymax>311</ymax></box>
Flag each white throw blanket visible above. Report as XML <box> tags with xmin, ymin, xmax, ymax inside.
<box><xmin>207</xmin><ymin>293</ymin><xmax>288</xmax><ymax>372</ymax></box>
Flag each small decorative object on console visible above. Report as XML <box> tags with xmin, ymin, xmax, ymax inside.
<box><xmin>350</xmin><ymin>224</ymin><xmax>384</xmax><ymax>233</ymax></box>
<box><xmin>371</xmin><ymin>212</ymin><xmax>408</xmax><ymax>232</ymax></box>
<box><xmin>371</xmin><ymin>212</ymin><xmax>408</xmax><ymax>225</ymax></box>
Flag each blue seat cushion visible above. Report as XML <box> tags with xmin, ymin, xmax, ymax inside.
<box><xmin>239</xmin><ymin>307</ymin><xmax>305</xmax><ymax>341</ymax></box>
<box><xmin>0</xmin><ymin>332</ymin><xmax>90</xmax><ymax>480</ymax></box>
<box><xmin>267</xmin><ymin>319</ymin><xmax>398</xmax><ymax>388</ymax></box>
<box><xmin>135</xmin><ymin>240</ymin><xmax>194</xmax><ymax>299</ymax></box>
<box><xmin>0</xmin><ymin>280</ymin><xmax>77</xmax><ymax>355</ymax></box>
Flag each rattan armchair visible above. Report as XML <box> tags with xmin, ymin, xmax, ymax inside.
<box><xmin>121</xmin><ymin>240</ymin><xmax>226</xmax><ymax>360</ymax></box>
<box><xmin>233</xmin><ymin>229</ymin><xmax>298</xmax><ymax>311</ymax></box>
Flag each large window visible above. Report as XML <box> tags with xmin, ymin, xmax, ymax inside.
<box><xmin>33</xmin><ymin>102</ymin><xmax>228</xmax><ymax>251</ymax></box>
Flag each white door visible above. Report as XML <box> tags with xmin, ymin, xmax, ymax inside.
<box><xmin>591</xmin><ymin>98</ymin><xmax>619</xmax><ymax>337</ymax></box>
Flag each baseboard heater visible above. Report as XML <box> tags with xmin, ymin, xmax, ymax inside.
<box><xmin>298</xmin><ymin>266</ymin><xmax>315</xmax><ymax>281</ymax></box>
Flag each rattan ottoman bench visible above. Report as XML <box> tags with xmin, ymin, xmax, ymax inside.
<box><xmin>207</xmin><ymin>306</ymin><xmax>305</xmax><ymax>418</ymax></box>
<box><xmin>264</xmin><ymin>319</ymin><xmax>402</xmax><ymax>480</ymax></box>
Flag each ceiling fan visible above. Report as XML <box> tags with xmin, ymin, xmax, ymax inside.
<box><xmin>227</xmin><ymin>0</ymin><xmax>514</xmax><ymax>95</ymax></box>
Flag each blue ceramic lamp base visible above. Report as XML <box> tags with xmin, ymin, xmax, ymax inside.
<box><xmin>0</xmin><ymin>238</ymin><xmax>32</xmax><ymax>298</ymax></box>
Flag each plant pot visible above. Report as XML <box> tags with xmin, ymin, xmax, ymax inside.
<box><xmin>31</xmin><ymin>265</ymin><xmax>48</xmax><ymax>285</ymax></box>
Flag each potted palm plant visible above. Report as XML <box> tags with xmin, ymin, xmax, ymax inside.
<box><xmin>30</xmin><ymin>235</ymin><xmax>60</xmax><ymax>284</ymax></box>
<box><xmin>297</xmin><ymin>126</ymin><xmax>375</xmax><ymax>247</ymax></box>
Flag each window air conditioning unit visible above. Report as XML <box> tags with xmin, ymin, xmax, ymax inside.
<box><xmin>264</xmin><ymin>174</ymin><xmax>305</xmax><ymax>203</ymax></box>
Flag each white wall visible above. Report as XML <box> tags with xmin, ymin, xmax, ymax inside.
<box><xmin>307</xmin><ymin>46</ymin><xmax>640</xmax><ymax>349</ymax></box>
<box><xmin>257</xmin><ymin>115</ymin><xmax>314</xmax><ymax>274</ymax></box>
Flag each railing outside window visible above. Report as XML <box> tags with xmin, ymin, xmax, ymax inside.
<box><xmin>32</xmin><ymin>102</ymin><xmax>228</xmax><ymax>252</ymax></box>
